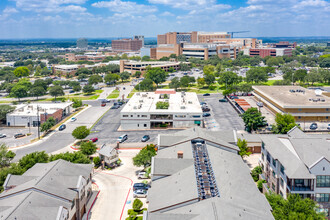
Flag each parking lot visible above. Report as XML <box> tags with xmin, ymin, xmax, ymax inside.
<box><xmin>199</xmin><ymin>94</ymin><xmax>245</xmax><ymax>131</ymax></box>
<box><xmin>167</xmin><ymin>69</ymin><xmax>203</xmax><ymax>81</ymax></box>
<box><xmin>0</xmin><ymin>127</ymin><xmax>38</xmax><ymax>148</ymax></box>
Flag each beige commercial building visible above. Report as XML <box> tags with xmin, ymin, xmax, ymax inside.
<box><xmin>253</xmin><ymin>86</ymin><xmax>330</xmax><ymax>122</ymax></box>
<box><xmin>119</xmin><ymin>60</ymin><xmax>182</xmax><ymax>74</ymax></box>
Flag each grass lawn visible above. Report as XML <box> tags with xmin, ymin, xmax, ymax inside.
<box><xmin>95</xmin><ymin>89</ymin><xmax>103</xmax><ymax>94</ymax></box>
<box><xmin>107</xmin><ymin>89</ymin><xmax>120</xmax><ymax>99</ymax></box>
<box><xmin>127</xmin><ymin>88</ymin><xmax>137</xmax><ymax>99</ymax></box>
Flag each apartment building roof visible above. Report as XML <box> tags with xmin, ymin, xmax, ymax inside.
<box><xmin>98</xmin><ymin>144</ymin><xmax>118</xmax><ymax>158</ymax></box>
<box><xmin>253</xmin><ymin>86</ymin><xmax>330</xmax><ymax>108</ymax></box>
<box><xmin>148</xmin><ymin>127</ymin><xmax>274</xmax><ymax>220</ymax></box>
<box><xmin>0</xmin><ymin>160</ymin><xmax>93</xmax><ymax>220</ymax></box>
<box><xmin>261</xmin><ymin>127</ymin><xmax>330</xmax><ymax>179</ymax></box>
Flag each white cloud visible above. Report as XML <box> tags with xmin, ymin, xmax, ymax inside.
<box><xmin>3</xmin><ymin>7</ymin><xmax>19</xmax><ymax>14</ymax></box>
<box><xmin>160</xmin><ymin>11</ymin><xmax>174</xmax><ymax>16</ymax></box>
<box><xmin>149</xmin><ymin>0</ymin><xmax>230</xmax><ymax>11</ymax></box>
<box><xmin>92</xmin><ymin>0</ymin><xmax>157</xmax><ymax>14</ymax></box>
<box><xmin>12</xmin><ymin>0</ymin><xmax>88</xmax><ymax>13</ymax></box>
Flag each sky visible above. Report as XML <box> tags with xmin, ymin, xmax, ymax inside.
<box><xmin>0</xmin><ymin>0</ymin><xmax>329</xmax><ymax>39</ymax></box>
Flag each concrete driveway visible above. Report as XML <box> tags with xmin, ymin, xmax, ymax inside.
<box><xmin>89</xmin><ymin>150</ymin><xmax>145</xmax><ymax>220</ymax></box>
<box><xmin>0</xmin><ymin>127</ymin><xmax>38</xmax><ymax>148</ymax></box>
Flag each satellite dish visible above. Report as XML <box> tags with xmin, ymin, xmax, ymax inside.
<box><xmin>315</xmin><ymin>89</ymin><xmax>322</xmax><ymax>96</ymax></box>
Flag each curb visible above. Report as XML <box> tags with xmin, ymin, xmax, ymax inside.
<box><xmin>86</xmin><ymin>182</ymin><xmax>100</xmax><ymax>220</ymax></box>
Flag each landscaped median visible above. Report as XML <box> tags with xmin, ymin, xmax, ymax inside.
<box><xmin>107</xmin><ymin>89</ymin><xmax>120</xmax><ymax>99</ymax></box>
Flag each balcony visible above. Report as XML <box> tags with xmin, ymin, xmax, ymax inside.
<box><xmin>150</xmin><ymin>114</ymin><xmax>173</xmax><ymax>120</ymax></box>
<box><xmin>289</xmin><ymin>185</ymin><xmax>313</xmax><ymax>191</ymax></box>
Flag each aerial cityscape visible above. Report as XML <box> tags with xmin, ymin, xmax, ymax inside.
<box><xmin>0</xmin><ymin>0</ymin><xmax>329</xmax><ymax>220</ymax></box>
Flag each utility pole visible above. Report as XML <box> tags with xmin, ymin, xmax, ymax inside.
<box><xmin>37</xmin><ymin>105</ymin><xmax>40</xmax><ymax>139</ymax></box>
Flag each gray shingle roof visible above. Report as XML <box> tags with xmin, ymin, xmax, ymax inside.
<box><xmin>0</xmin><ymin>159</ymin><xmax>92</xmax><ymax>220</ymax></box>
<box><xmin>152</xmin><ymin>158</ymin><xmax>194</xmax><ymax>176</ymax></box>
<box><xmin>148</xmin><ymin>128</ymin><xmax>274</xmax><ymax>220</ymax></box>
<box><xmin>98</xmin><ymin>144</ymin><xmax>117</xmax><ymax>157</ymax></box>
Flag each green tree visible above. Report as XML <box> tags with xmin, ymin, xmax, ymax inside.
<box><xmin>266</xmin><ymin>193</ymin><xmax>325</xmax><ymax>220</ymax></box>
<box><xmin>93</xmin><ymin>157</ymin><xmax>101</xmax><ymax>166</ymax></box>
<box><xmin>204</xmin><ymin>74</ymin><xmax>215</xmax><ymax>86</ymax></box>
<box><xmin>13</xmin><ymin>67</ymin><xmax>29</xmax><ymax>77</ymax></box>
<box><xmin>237</xmin><ymin>138</ymin><xmax>251</xmax><ymax>158</ymax></box>
<box><xmin>30</xmin><ymin>86</ymin><xmax>46</xmax><ymax>100</ymax></box>
<box><xmin>40</xmin><ymin>117</ymin><xmax>56</xmax><ymax>132</ymax></box>
<box><xmin>319</xmin><ymin>58</ymin><xmax>330</xmax><ymax>68</ymax></box>
<box><xmin>49</xmin><ymin>85</ymin><xmax>64</xmax><ymax>101</ymax></box>
<box><xmin>80</xmin><ymin>141</ymin><xmax>97</xmax><ymax>156</ymax></box>
<box><xmin>104</xmin><ymin>73</ymin><xmax>120</xmax><ymax>85</ymax></box>
<box><xmin>133</xmin><ymin>144</ymin><xmax>157</xmax><ymax>167</ymax></box>
<box><xmin>246</xmin><ymin>67</ymin><xmax>268</xmax><ymax>83</ymax></box>
<box><xmin>18</xmin><ymin>151</ymin><xmax>49</xmax><ymax>171</ymax></box>
<box><xmin>141</xmin><ymin>56</ymin><xmax>150</xmax><ymax>61</ymax></box>
<box><xmin>133</xmin><ymin>198</ymin><xmax>143</xmax><ymax>211</ymax></box>
<box><xmin>49</xmin><ymin>151</ymin><xmax>91</xmax><ymax>164</ymax></box>
<box><xmin>251</xmin><ymin>166</ymin><xmax>262</xmax><ymax>182</ymax></box>
<box><xmin>272</xmin><ymin>113</ymin><xmax>298</xmax><ymax>134</ymax></box>
<box><xmin>72</xmin><ymin>126</ymin><xmax>90</xmax><ymax>141</ymax></box>
<box><xmin>169</xmin><ymin>77</ymin><xmax>181</xmax><ymax>90</ymax></box>
<box><xmin>0</xmin><ymin>105</ymin><xmax>15</xmax><ymax>123</ymax></box>
<box><xmin>203</xmin><ymin>65</ymin><xmax>215</xmax><ymax>75</ymax></box>
<box><xmin>179</xmin><ymin>63</ymin><xmax>190</xmax><ymax>71</ymax></box>
<box><xmin>305</xmin><ymin>69</ymin><xmax>322</xmax><ymax>85</ymax></box>
<box><xmin>33</xmin><ymin>79</ymin><xmax>48</xmax><ymax>90</ymax></box>
<box><xmin>10</xmin><ymin>85</ymin><xmax>28</xmax><ymax>101</ymax></box>
<box><xmin>133</xmin><ymin>71</ymin><xmax>142</xmax><ymax>78</ymax></box>
<box><xmin>120</xmin><ymin>71</ymin><xmax>130</xmax><ymax>82</ymax></box>
<box><xmin>135</xmin><ymin>78</ymin><xmax>154</xmax><ymax>91</ymax></box>
<box><xmin>146</xmin><ymin>67</ymin><xmax>166</xmax><ymax>86</ymax></box>
<box><xmin>72</xmin><ymin>98</ymin><xmax>83</xmax><ymax>108</ymax></box>
<box><xmin>168</xmin><ymin>67</ymin><xmax>175</xmax><ymax>73</ymax></box>
<box><xmin>0</xmin><ymin>144</ymin><xmax>16</xmax><ymax>168</ymax></box>
<box><xmin>218</xmin><ymin>71</ymin><xmax>239</xmax><ymax>89</ymax></box>
<box><xmin>83</xmin><ymin>84</ymin><xmax>95</xmax><ymax>94</ymax></box>
<box><xmin>180</xmin><ymin>76</ymin><xmax>192</xmax><ymax>88</ymax></box>
<box><xmin>88</xmin><ymin>75</ymin><xmax>103</xmax><ymax>85</ymax></box>
<box><xmin>266</xmin><ymin>57</ymin><xmax>281</xmax><ymax>67</ymax></box>
<box><xmin>241</xmin><ymin>107</ymin><xmax>266</xmax><ymax>133</ymax></box>
<box><xmin>73</xmin><ymin>84</ymin><xmax>81</xmax><ymax>92</ymax></box>
<box><xmin>197</xmin><ymin>77</ymin><xmax>205</xmax><ymax>87</ymax></box>
<box><xmin>75</xmin><ymin>67</ymin><xmax>92</xmax><ymax>76</ymax></box>
<box><xmin>294</xmin><ymin>69</ymin><xmax>307</xmax><ymax>82</ymax></box>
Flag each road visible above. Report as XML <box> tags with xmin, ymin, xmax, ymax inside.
<box><xmin>12</xmin><ymin>101</ymin><xmax>111</xmax><ymax>161</ymax></box>
<box><xmin>90</xmin><ymin>150</ymin><xmax>143</xmax><ymax>220</ymax></box>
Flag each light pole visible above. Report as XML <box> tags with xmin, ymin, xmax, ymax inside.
<box><xmin>37</xmin><ymin>105</ymin><xmax>40</xmax><ymax>139</ymax></box>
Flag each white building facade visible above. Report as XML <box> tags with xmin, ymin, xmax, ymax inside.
<box><xmin>120</xmin><ymin>90</ymin><xmax>203</xmax><ymax>130</ymax></box>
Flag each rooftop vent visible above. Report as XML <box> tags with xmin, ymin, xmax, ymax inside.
<box><xmin>181</xmin><ymin>106</ymin><xmax>186</xmax><ymax>109</ymax></box>
<box><xmin>177</xmin><ymin>151</ymin><xmax>183</xmax><ymax>159</ymax></box>
<box><xmin>139</xmin><ymin>100</ymin><xmax>143</xmax><ymax>103</ymax></box>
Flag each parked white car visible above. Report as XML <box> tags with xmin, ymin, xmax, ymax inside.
<box><xmin>133</xmin><ymin>189</ymin><xmax>148</xmax><ymax>198</ymax></box>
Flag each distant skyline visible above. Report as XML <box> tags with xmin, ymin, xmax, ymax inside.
<box><xmin>0</xmin><ymin>0</ymin><xmax>329</xmax><ymax>39</ymax></box>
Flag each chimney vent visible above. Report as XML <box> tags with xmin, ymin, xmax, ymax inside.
<box><xmin>177</xmin><ymin>151</ymin><xmax>183</xmax><ymax>159</ymax></box>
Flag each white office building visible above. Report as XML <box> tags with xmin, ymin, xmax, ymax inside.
<box><xmin>120</xmin><ymin>89</ymin><xmax>203</xmax><ymax>130</ymax></box>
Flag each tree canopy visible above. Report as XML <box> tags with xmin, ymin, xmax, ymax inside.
<box><xmin>272</xmin><ymin>113</ymin><xmax>298</xmax><ymax>134</ymax></box>
<box><xmin>146</xmin><ymin>67</ymin><xmax>166</xmax><ymax>86</ymax></box>
<box><xmin>72</xmin><ymin>126</ymin><xmax>90</xmax><ymax>140</ymax></box>
<box><xmin>237</xmin><ymin>138</ymin><xmax>251</xmax><ymax>158</ymax></box>
<box><xmin>49</xmin><ymin>85</ymin><xmax>64</xmax><ymax>100</ymax></box>
<box><xmin>13</xmin><ymin>67</ymin><xmax>29</xmax><ymax>77</ymax></box>
<box><xmin>133</xmin><ymin>144</ymin><xmax>157</xmax><ymax>167</ymax></box>
<box><xmin>241</xmin><ymin>107</ymin><xmax>266</xmax><ymax>133</ymax></box>
<box><xmin>80</xmin><ymin>141</ymin><xmax>97</xmax><ymax>156</ymax></box>
<box><xmin>266</xmin><ymin>193</ymin><xmax>326</xmax><ymax>220</ymax></box>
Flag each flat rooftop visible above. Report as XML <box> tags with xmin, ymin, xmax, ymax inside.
<box><xmin>8</xmin><ymin>102</ymin><xmax>72</xmax><ymax>116</ymax></box>
<box><xmin>253</xmin><ymin>86</ymin><xmax>330</xmax><ymax>108</ymax></box>
<box><xmin>121</xmin><ymin>90</ymin><xmax>202</xmax><ymax>114</ymax></box>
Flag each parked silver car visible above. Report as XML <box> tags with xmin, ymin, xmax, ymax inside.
<box><xmin>133</xmin><ymin>189</ymin><xmax>148</xmax><ymax>198</ymax></box>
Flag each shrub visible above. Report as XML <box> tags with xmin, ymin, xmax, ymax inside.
<box><xmin>133</xmin><ymin>199</ymin><xmax>143</xmax><ymax>211</ymax></box>
<box><xmin>93</xmin><ymin>157</ymin><xmax>101</xmax><ymax>167</ymax></box>
<box><xmin>251</xmin><ymin>166</ymin><xmax>262</xmax><ymax>182</ymax></box>
<box><xmin>208</xmin><ymin>85</ymin><xmax>216</xmax><ymax>90</ymax></box>
<box><xmin>257</xmin><ymin>179</ymin><xmax>266</xmax><ymax>192</ymax></box>
<box><xmin>155</xmin><ymin>101</ymin><xmax>169</xmax><ymax>109</ymax></box>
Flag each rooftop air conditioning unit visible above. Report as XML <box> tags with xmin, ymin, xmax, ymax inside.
<box><xmin>133</xmin><ymin>106</ymin><xmax>137</xmax><ymax>109</ymax></box>
<box><xmin>136</xmin><ymin>93</ymin><xmax>140</xmax><ymax>96</ymax></box>
<box><xmin>181</xmin><ymin>106</ymin><xmax>186</xmax><ymax>109</ymax></box>
<box><xmin>188</xmin><ymin>101</ymin><xmax>192</xmax><ymax>104</ymax></box>
<box><xmin>139</xmin><ymin>100</ymin><xmax>143</xmax><ymax>103</ymax></box>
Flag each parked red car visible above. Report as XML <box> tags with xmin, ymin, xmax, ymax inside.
<box><xmin>90</xmin><ymin>137</ymin><xmax>98</xmax><ymax>142</ymax></box>
<box><xmin>101</xmin><ymin>103</ymin><xmax>106</xmax><ymax>107</ymax></box>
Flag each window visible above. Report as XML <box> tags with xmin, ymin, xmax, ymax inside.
<box><xmin>261</xmin><ymin>142</ymin><xmax>265</xmax><ymax>150</ymax></box>
<box><xmin>130</xmin><ymin>115</ymin><xmax>133</xmax><ymax>117</ymax></box>
<box><xmin>123</xmin><ymin>115</ymin><xmax>128</xmax><ymax>117</ymax></box>
<box><xmin>315</xmin><ymin>194</ymin><xmax>329</xmax><ymax>202</ymax></box>
<box><xmin>144</xmin><ymin>124</ymin><xmax>147</xmax><ymax>127</ymax></box>
<box><xmin>272</xmin><ymin>158</ymin><xmax>276</xmax><ymax>168</ymax></box>
<box><xmin>272</xmin><ymin>171</ymin><xmax>276</xmax><ymax>178</ymax></box>
<box><xmin>261</xmin><ymin>164</ymin><xmax>264</xmax><ymax>171</ymax></box>
<box><xmin>280</xmin><ymin>164</ymin><xmax>285</xmax><ymax>174</ymax></box>
<box><xmin>316</xmin><ymin>176</ymin><xmax>330</xmax><ymax>187</ymax></box>
<box><xmin>272</xmin><ymin>183</ymin><xmax>275</xmax><ymax>191</ymax></box>
<box><xmin>141</xmin><ymin>115</ymin><xmax>147</xmax><ymax>118</ymax></box>
<box><xmin>192</xmin><ymin>115</ymin><xmax>201</xmax><ymax>118</ymax></box>
<box><xmin>71</xmin><ymin>199</ymin><xmax>75</xmax><ymax>209</ymax></box>
<box><xmin>266</xmin><ymin>153</ymin><xmax>271</xmax><ymax>163</ymax></box>
<box><xmin>280</xmin><ymin>191</ymin><xmax>283</xmax><ymax>197</ymax></box>
<box><xmin>261</xmin><ymin>153</ymin><xmax>264</xmax><ymax>160</ymax></box>
<box><xmin>137</xmin><ymin>124</ymin><xmax>139</xmax><ymax>127</ymax></box>
<box><xmin>280</xmin><ymin>178</ymin><xmax>284</xmax><ymax>187</ymax></box>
